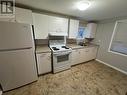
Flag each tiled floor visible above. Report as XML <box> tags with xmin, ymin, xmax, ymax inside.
<box><xmin>3</xmin><ymin>61</ymin><xmax>127</xmax><ymax>95</ymax></box>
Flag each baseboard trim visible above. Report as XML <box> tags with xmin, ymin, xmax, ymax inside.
<box><xmin>96</xmin><ymin>59</ymin><xmax>127</xmax><ymax>75</ymax></box>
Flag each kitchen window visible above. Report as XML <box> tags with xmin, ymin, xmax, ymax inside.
<box><xmin>108</xmin><ymin>20</ymin><xmax>127</xmax><ymax>56</ymax></box>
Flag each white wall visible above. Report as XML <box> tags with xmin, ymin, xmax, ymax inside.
<box><xmin>94</xmin><ymin>21</ymin><xmax>127</xmax><ymax>73</ymax></box>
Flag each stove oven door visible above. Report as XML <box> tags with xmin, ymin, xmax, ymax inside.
<box><xmin>53</xmin><ymin>52</ymin><xmax>72</xmax><ymax>73</ymax></box>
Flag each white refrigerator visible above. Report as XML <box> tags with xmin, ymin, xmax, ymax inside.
<box><xmin>0</xmin><ymin>21</ymin><xmax>38</xmax><ymax>91</ymax></box>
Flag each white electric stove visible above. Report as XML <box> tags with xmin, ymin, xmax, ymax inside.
<box><xmin>49</xmin><ymin>33</ymin><xmax>72</xmax><ymax>73</ymax></box>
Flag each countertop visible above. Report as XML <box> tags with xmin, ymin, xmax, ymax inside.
<box><xmin>36</xmin><ymin>44</ymin><xmax>99</xmax><ymax>53</ymax></box>
<box><xmin>67</xmin><ymin>43</ymin><xmax>99</xmax><ymax>49</ymax></box>
<box><xmin>36</xmin><ymin>45</ymin><xmax>51</xmax><ymax>54</ymax></box>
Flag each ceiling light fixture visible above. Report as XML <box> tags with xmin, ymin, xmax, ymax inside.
<box><xmin>77</xmin><ymin>1</ymin><xmax>90</xmax><ymax>11</ymax></box>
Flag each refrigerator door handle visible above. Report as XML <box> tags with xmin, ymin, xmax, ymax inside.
<box><xmin>0</xmin><ymin>47</ymin><xmax>32</xmax><ymax>52</ymax></box>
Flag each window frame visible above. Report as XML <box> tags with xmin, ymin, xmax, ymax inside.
<box><xmin>108</xmin><ymin>19</ymin><xmax>127</xmax><ymax>57</ymax></box>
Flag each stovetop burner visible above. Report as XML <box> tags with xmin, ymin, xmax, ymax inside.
<box><xmin>61</xmin><ymin>46</ymin><xmax>69</xmax><ymax>49</ymax></box>
<box><xmin>50</xmin><ymin>45</ymin><xmax>72</xmax><ymax>52</ymax></box>
<box><xmin>52</xmin><ymin>47</ymin><xmax>60</xmax><ymax>51</ymax></box>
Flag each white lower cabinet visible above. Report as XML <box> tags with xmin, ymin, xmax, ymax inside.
<box><xmin>36</xmin><ymin>52</ymin><xmax>52</xmax><ymax>75</ymax></box>
<box><xmin>79</xmin><ymin>48</ymin><xmax>87</xmax><ymax>63</ymax></box>
<box><xmin>71</xmin><ymin>46</ymin><xmax>98</xmax><ymax>66</ymax></box>
<box><xmin>83</xmin><ymin>48</ymin><xmax>92</xmax><ymax>62</ymax></box>
<box><xmin>71</xmin><ymin>49</ymin><xmax>80</xmax><ymax>65</ymax></box>
<box><xmin>71</xmin><ymin>48</ymin><xmax>86</xmax><ymax>65</ymax></box>
<box><xmin>88</xmin><ymin>47</ymin><xmax>98</xmax><ymax>60</ymax></box>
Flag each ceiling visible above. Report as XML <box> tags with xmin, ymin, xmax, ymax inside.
<box><xmin>15</xmin><ymin>0</ymin><xmax>127</xmax><ymax>21</ymax></box>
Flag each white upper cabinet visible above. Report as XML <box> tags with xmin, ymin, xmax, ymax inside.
<box><xmin>69</xmin><ymin>19</ymin><xmax>79</xmax><ymax>39</ymax></box>
<box><xmin>85</xmin><ymin>23</ymin><xmax>97</xmax><ymax>38</ymax></box>
<box><xmin>48</xmin><ymin>16</ymin><xmax>68</xmax><ymax>35</ymax></box>
<box><xmin>15</xmin><ymin>7</ymin><xmax>33</xmax><ymax>24</ymax></box>
<box><xmin>32</xmin><ymin>13</ymin><xmax>49</xmax><ymax>39</ymax></box>
<box><xmin>0</xmin><ymin>7</ymin><xmax>33</xmax><ymax>24</ymax></box>
<box><xmin>33</xmin><ymin>12</ymin><xmax>69</xmax><ymax>39</ymax></box>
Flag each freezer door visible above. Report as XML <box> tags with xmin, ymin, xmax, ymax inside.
<box><xmin>0</xmin><ymin>48</ymin><xmax>38</xmax><ymax>91</ymax></box>
<box><xmin>0</xmin><ymin>21</ymin><xmax>34</xmax><ymax>50</ymax></box>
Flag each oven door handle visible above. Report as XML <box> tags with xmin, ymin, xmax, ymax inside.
<box><xmin>54</xmin><ymin>51</ymin><xmax>72</xmax><ymax>56</ymax></box>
